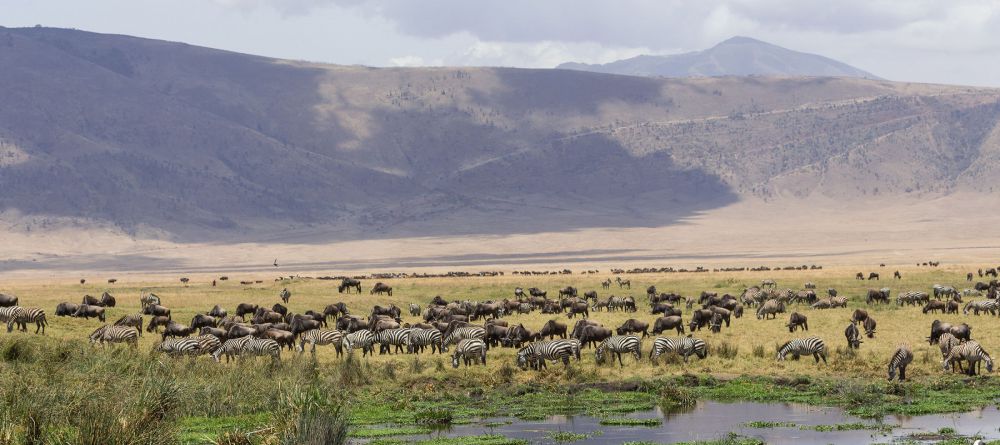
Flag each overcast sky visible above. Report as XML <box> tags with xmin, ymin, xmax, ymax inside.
<box><xmin>3</xmin><ymin>0</ymin><xmax>1000</xmax><ymax>86</ymax></box>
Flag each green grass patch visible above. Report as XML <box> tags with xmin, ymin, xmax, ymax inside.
<box><xmin>350</xmin><ymin>426</ymin><xmax>434</xmax><ymax>438</ymax></box>
<box><xmin>742</xmin><ymin>420</ymin><xmax>795</xmax><ymax>428</ymax></box>
<box><xmin>412</xmin><ymin>434</ymin><xmax>528</xmax><ymax>445</ymax></box>
<box><xmin>598</xmin><ymin>417</ymin><xmax>662</xmax><ymax>426</ymax></box>
<box><xmin>804</xmin><ymin>422</ymin><xmax>890</xmax><ymax>432</ymax></box>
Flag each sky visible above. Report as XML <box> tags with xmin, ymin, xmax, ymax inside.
<box><xmin>2</xmin><ymin>0</ymin><xmax>1000</xmax><ymax>86</ymax></box>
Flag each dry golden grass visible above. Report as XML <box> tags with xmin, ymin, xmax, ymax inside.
<box><xmin>1</xmin><ymin>264</ymin><xmax>995</xmax><ymax>382</ymax></box>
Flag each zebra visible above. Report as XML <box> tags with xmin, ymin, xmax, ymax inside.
<box><xmin>607</xmin><ymin>296</ymin><xmax>627</xmax><ymax>312</ymax></box>
<box><xmin>516</xmin><ymin>339</ymin><xmax>576</xmax><ymax>370</ymax></box>
<box><xmin>741</xmin><ymin>288</ymin><xmax>765</xmax><ymax>307</ymax></box>
<box><xmin>192</xmin><ymin>334</ymin><xmax>222</xmax><ymax>354</ymax></box>
<box><xmin>343</xmin><ymin>330</ymin><xmax>376</xmax><ymax>357</ymax></box>
<box><xmin>777</xmin><ymin>337</ymin><xmax>827</xmax><ymax>364</ymax></box>
<box><xmin>407</xmin><ymin>328</ymin><xmax>443</xmax><ymax>354</ymax></box>
<box><xmin>451</xmin><ymin>339</ymin><xmax>487</xmax><ymax>368</ymax></box>
<box><xmin>933</xmin><ymin>284</ymin><xmax>958</xmax><ymax>299</ymax></box>
<box><xmin>963</xmin><ymin>300</ymin><xmax>999</xmax><ymax>316</ymax></box>
<box><xmin>298</xmin><ymin>329</ymin><xmax>344</xmax><ymax>356</ymax></box>
<box><xmin>896</xmin><ymin>291</ymin><xmax>929</xmax><ymax>306</ymax></box>
<box><xmin>213</xmin><ymin>337</ymin><xmax>251</xmax><ymax>363</ymax></box>
<box><xmin>89</xmin><ymin>325</ymin><xmax>139</xmax><ymax>348</ymax></box>
<box><xmin>140</xmin><ymin>292</ymin><xmax>161</xmax><ymax>308</ymax></box>
<box><xmin>156</xmin><ymin>338</ymin><xmax>201</xmax><ymax>356</ymax></box>
<box><xmin>595</xmin><ymin>335</ymin><xmax>642</xmax><ymax>367</ymax></box>
<box><xmin>7</xmin><ymin>307</ymin><xmax>46</xmax><ymax>334</ymax></box>
<box><xmin>829</xmin><ymin>296</ymin><xmax>848</xmax><ymax>308</ymax></box>
<box><xmin>114</xmin><ymin>314</ymin><xmax>144</xmax><ymax>336</ymax></box>
<box><xmin>943</xmin><ymin>340</ymin><xmax>993</xmax><ymax>376</ymax></box>
<box><xmin>0</xmin><ymin>306</ymin><xmax>24</xmax><ymax>330</ymax></box>
<box><xmin>374</xmin><ymin>328</ymin><xmax>412</xmax><ymax>354</ymax></box>
<box><xmin>887</xmin><ymin>345</ymin><xmax>913</xmax><ymax>381</ymax></box>
<box><xmin>442</xmin><ymin>326</ymin><xmax>486</xmax><ymax>352</ymax></box>
<box><xmin>938</xmin><ymin>332</ymin><xmax>961</xmax><ymax>362</ymax></box>
<box><xmin>218</xmin><ymin>337</ymin><xmax>281</xmax><ymax>362</ymax></box>
<box><xmin>567</xmin><ymin>338</ymin><xmax>582</xmax><ymax>361</ymax></box>
<box><xmin>650</xmin><ymin>336</ymin><xmax>707</xmax><ymax>364</ymax></box>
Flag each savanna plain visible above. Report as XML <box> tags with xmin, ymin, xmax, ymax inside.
<box><xmin>3</xmin><ymin>264</ymin><xmax>1000</xmax><ymax>445</ymax></box>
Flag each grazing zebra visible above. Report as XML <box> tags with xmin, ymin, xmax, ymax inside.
<box><xmin>451</xmin><ymin>339</ymin><xmax>487</xmax><ymax>368</ymax></box>
<box><xmin>650</xmin><ymin>336</ymin><xmax>707</xmax><ymax>364</ymax></box>
<box><xmin>407</xmin><ymin>328</ymin><xmax>444</xmax><ymax>354</ymax></box>
<box><xmin>829</xmin><ymin>296</ymin><xmax>848</xmax><ymax>308</ymax></box>
<box><xmin>343</xmin><ymin>330</ymin><xmax>376</xmax><ymax>357</ymax></box>
<box><xmin>963</xmin><ymin>300</ymin><xmax>999</xmax><ymax>316</ymax></box>
<box><xmin>933</xmin><ymin>284</ymin><xmax>958</xmax><ymax>299</ymax></box>
<box><xmin>156</xmin><ymin>338</ymin><xmax>201</xmax><ymax>356</ymax></box>
<box><xmin>606</xmin><ymin>296</ymin><xmax>627</xmax><ymax>312</ymax></box>
<box><xmin>89</xmin><ymin>325</ymin><xmax>139</xmax><ymax>348</ymax></box>
<box><xmin>298</xmin><ymin>329</ymin><xmax>344</xmax><ymax>356</ymax></box>
<box><xmin>516</xmin><ymin>339</ymin><xmax>576</xmax><ymax>370</ymax></box>
<box><xmin>0</xmin><ymin>306</ymin><xmax>24</xmax><ymax>329</ymax></box>
<box><xmin>213</xmin><ymin>337</ymin><xmax>281</xmax><ymax>362</ymax></box>
<box><xmin>896</xmin><ymin>291</ymin><xmax>929</xmax><ymax>306</ymax></box>
<box><xmin>442</xmin><ymin>326</ymin><xmax>486</xmax><ymax>351</ymax></box>
<box><xmin>567</xmin><ymin>338</ymin><xmax>582</xmax><ymax>361</ymax></box>
<box><xmin>192</xmin><ymin>334</ymin><xmax>222</xmax><ymax>354</ymax></box>
<box><xmin>944</xmin><ymin>340</ymin><xmax>993</xmax><ymax>376</ymax></box>
<box><xmin>517</xmin><ymin>303</ymin><xmax>532</xmax><ymax>314</ymax></box>
<box><xmin>114</xmin><ymin>314</ymin><xmax>144</xmax><ymax>336</ymax></box>
<box><xmin>374</xmin><ymin>328</ymin><xmax>412</xmax><ymax>354</ymax></box>
<box><xmin>777</xmin><ymin>337</ymin><xmax>827</xmax><ymax>364</ymax></box>
<box><xmin>595</xmin><ymin>335</ymin><xmax>642</xmax><ymax>367</ymax></box>
<box><xmin>938</xmin><ymin>332</ymin><xmax>961</xmax><ymax>362</ymax></box>
<box><xmin>887</xmin><ymin>345</ymin><xmax>913</xmax><ymax>381</ymax></box>
<box><xmin>6</xmin><ymin>307</ymin><xmax>46</xmax><ymax>334</ymax></box>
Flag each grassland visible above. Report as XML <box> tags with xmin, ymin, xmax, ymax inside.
<box><xmin>2</xmin><ymin>264</ymin><xmax>1000</xmax><ymax>443</ymax></box>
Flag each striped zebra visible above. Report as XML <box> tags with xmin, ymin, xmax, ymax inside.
<box><xmin>943</xmin><ymin>340</ymin><xmax>993</xmax><ymax>376</ymax></box>
<box><xmin>777</xmin><ymin>337</ymin><xmax>827</xmax><ymax>364</ymax></box>
<box><xmin>515</xmin><ymin>339</ymin><xmax>576</xmax><ymax>370</ymax></box>
<box><xmin>114</xmin><ymin>314</ymin><xmax>144</xmax><ymax>336</ymax></box>
<box><xmin>213</xmin><ymin>337</ymin><xmax>281</xmax><ymax>362</ymax></box>
<box><xmin>650</xmin><ymin>336</ymin><xmax>707</xmax><ymax>364</ymax></box>
<box><xmin>343</xmin><ymin>330</ymin><xmax>376</xmax><ymax>357</ymax></box>
<box><xmin>887</xmin><ymin>345</ymin><xmax>913</xmax><ymax>381</ymax></box>
<box><xmin>567</xmin><ymin>338</ymin><xmax>582</xmax><ymax>361</ymax></box>
<box><xmin>298</xmin><ymin>329</ymin><xmax>344</xmax><ymax>356</ymax></box>
<box><xmin>938</xmin><ymin>332</ymin><xmax>961</xmax><ymax>362</ymax></box>
<box><xmin>595</xmin><ymin>335</ymin><xmax>642</xmax><ymax>367</ymax></box>
<box><xmin>442</xmin><ymin>326</ymin><xmax>487</xmax><ymax>352</ymax></box>
<box><xmin>933</xmin><ymin>284</ymin><xmax>958</xmax><ymax>299</ymax></box>
<box><xmin>829</xmin><ymin>296</ymin><xmax>848</xmax><ymax>308</ymax></box>
<box><xmin>963</xmin><ymin>300</ymin><xmax>999</xmax><ymax>316</ymax></box>
<box><xmin>6</xmin><ymin>307</ymin><xmax>46</xmax><ymax>334</ymax></box>
<box><xmin>407</xmin><ymin>328</ymin><xmax>443</xmax><ymax>354</ymax></box>
<box><xmin>89</xmin><ymin>325</ymin><xmax>139</xmax><ymax>348</ymax></box>
<box><xmin>156</xmin><ymin>338</ymin><xmax>201</xmax><ymax>356</ymax></box>
<box><xmin>896</xmin><ymin>291</ymin><xmax>929</xmax><ymax>306</ymax></box>
<box><xmin>374</xmin><ymin>328</ymin><xmax>411</xmax><ymax>354</ymax></box>
<box><xmin>607</xmin><ymin>296</ymin><xmax>627</xmax><ymax>312</ymax></box>
<box><xmin>741</xmin><ymin>288</ymin><xmax>765</xmax><ymax>307</ymax></box>
<box><xmin>451</xmin><ymin>339</ymin><xmax>487</xmax><ymax>368</ymax></box>
<box><xmin>192</xmin><ymin>334</ymin><xmax>222</xmax><ymax>354</ymax></box>
<box><xmin>0</xmin><ymin>306</ymin><xmax>24</xmax><ymax>330</ymax></box>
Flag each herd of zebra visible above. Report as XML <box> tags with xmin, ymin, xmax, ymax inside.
<box><xmin>2</xmin><ymin>270</ymin><xmax>1000</xmax><ymax>379</ymax></box>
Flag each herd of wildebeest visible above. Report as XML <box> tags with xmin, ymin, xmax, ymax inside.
<box><xmin>2</xmin><ymin>266</ymin><xmax>1000</xmax><ymax>380</ymax></box>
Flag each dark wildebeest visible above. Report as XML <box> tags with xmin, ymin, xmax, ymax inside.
<box><xmin>866</xmin><ymin>289</ymin><xmax>889</xmax><ymax>305</ymax></box>
<box><xmin>707</xmin><ymin>306</ymin><xmax>732</xmax><ymax>327</ymax></box>
<box><xmin>787</xmin><ymin>312</ymin><xmax>808</xmax><ymax>332</ymax></box>
<box><xmin>371</xmin><ymin>304</ymin><xmax>402</xmax><ymax>320</ymax></box>
<box><xmin>514</xmin><ymin>287</ymin><xmax>526</xmax><ymax>299</ymax></box>
<box><xmin>161</xmin><ymin>321</ymin><xmax>195</xmax><ymax>341</ymax></box>
<box><xmin>845</xmin><ymin>323</ymin><xmax>862</xmax><ymax>349</ymax></box>
<box><xmin>583</xmin><ymin>290</ymin><xmax>598</xmax><ymax>302</ymax></box>
<box><xmin>0</xmin><ymin>293</ymin><xmax>18</xmax><ymax>307</ymax></box>
<box><xmin>338</xmin><ymin>278</ymin><xmax>362</xmax><ymax>294</ymax></box>
<box><xmin>923</xmin><ymin>301</ymin><xmax>947</xmax><ymax>314</ymax></box>
<box><xmin>290</xmin><ymin>317</ymin><xmax>322</xmax><ymax>339</ymax></box>
<box><xmin>651</xmin><ymin>302</ymin><xmax>679</xmax><ymax>316</ymax></box>
<box><xmin>260</xmin><ymin>328</ymin><xmax>295</xmax><ymax>350</ymax></box>
<box><xmin>689</xmin><ymin>308</ymin><xmax>714</xmax><ymax>331</ymax></box>
<box><xmin>863</xmin><ymin>317</ymin><xmax>877</xmax><ymax>338</ymax></box>
<box><xmin>579</xmin><ymin>325</ymin><xmax>612</xmax><ymax>349</ymax></box>
<box><xmin>927</xmin><ymin>320</ymin><xmax>971</xmax><ymax>344</ymax></box>
<box><xmin>528</xmin><ymin>287</ymin><xmax>547</xmax><ymax>298</ymax></box>
<box><xmin>559</xmin><ymin>286</ymin><xmax>578</xmax><ymax>298</ymax></box>
<box><xmin>55</xmin><ymin>302</ymin><xmax>80</xmax><ymax>317</ymax></box>
<box><xmin>272</xmin><ymin>303</ymin><xmax>288</xmax><ymax>316</ymax></box>
<box><xmin>484</xmin><ymin>324</ymin><xmax>509</xmax><ymax>347</ymax></box>
<box><xmin>855</xmin><ymin>272</ymin><xmax>865</xmax><ymax>280</ymax></box>
<box><xmin>869</xmin><ymin>272</ymin><xmax>880</xmax><ymax>280</ymax></box>
<box><xmin>851</xmin><ymin>309</ymin><xmax>868</xmax><ymax>325</ymax></box>
<box><xmin>146</xmin><ymin>315</ymin><xmax>171</xmax><ymax>333</ymax></box>
<box><xmin>616</xmin><ymin>319</ymin><xmax>649</xmax><ymax>337</ymax></box>
<box><xmin>894</xmin><ymin>271</ymin><xmax>902</xmax><ymax>279</ymax></box>
<box><xmin>323</xmin><ymin>302</ymin><xmax>349</xmax><ymax>319</ymax></box>
<box><xmin>140</xmin><ymin>304</ymin><xmax>171</xmax><ymax>319</ymax></box>
<box><xmin>651</xmin><ymin>316</ymin><xmax>684</xmax><ymax>335</ymax></box>
<box><xmin>190</xmin><ymin>314</ymin><xmax>219</xmax><ymax>330</ymax></box>
<box><xmin>73</xmin><ymin>304</ymin><xmax>105</xmax><ymax>322</ymax></box>
<box><xmin>209</xmin><ymin>305</ymin><xmax>227</xmax><ymax>318</ymax></box>
<box><xmin>539</xmin><ymin>319</ymin><xmax>567</xmax><ymax>339</ymax></box>
<box><xmin>370</xmin><ymin>282</ymin><xmax>393</xmax><ymax>296</ymax></box>
<box><xmin>567</xmin><ymin>302</ymin><xmax>589</xmax><ymax>319</ymax></box>
<box><xmin>200</xmin><ymin>326</ymin><xmax>226</xmax><ymax>338</ymax></box>
<box><xmin>504</xmin><ymin>324</ymin><xmax>538</xmax><ymax>348</ymax></box>
<box><xmin>226</xmin><ymin>324</ymin><xmax>257</xmax><ymax>339</ymax></box>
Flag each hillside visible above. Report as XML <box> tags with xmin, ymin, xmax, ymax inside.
<box><xmin>1</xmin><ymin>27</ymin><xmax>999</xmax><ymax>251</ymax></box>
<box><xmin>558</xmin><ymin>36</ymin><xmax>880</xmax><ymax>79</ymax></box>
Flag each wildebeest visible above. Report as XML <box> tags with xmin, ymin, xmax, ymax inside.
<box><xmin>756</xmin><ymin>299</ymin><xmax>784</xmax><ymax>320</ymax></box>
<box><xmin>922</xmin><ymin>301</ymin><xmax>947</xmax><ymax>314</ymax></box>
<box><xmin>559</xmin><ymin>286</ymin><xmax>578</xmax><ymax>298</ymax></box>
<box><xmin>82</xmin><ymin>293</ymin><xmax>115</xmax><ymax>307</ymax></box>
<box><xmin>928</xmin><ymin>320</ymin><xmax>972</xmax><ymax>344</ymax></box>
<box><xmin>866</xmin><ymin>289</ymin><xmax>889</xmax><ymax>305</ymax></box>
<box><xmin>338</xmin><ymin>278</ymin><xmax>362</xmax><ymax>294</ymax></box>
<box><xmin>651</xmin><ymin>316</ymin><xmax>684</xmax><ymax>335</ymax></box>
<box><xmin>514</xmin><ymin>287</ymin><xmax>526</xmax><ymax>298</ymax></box>
<box><xmin>616</xmin><ymin>319</ymin><xmax>649</xmax><ymax>337</ymax></box>
<box><xmin>894</xmin><ymin>271</ymin><xmax>902</xmax><ymax>279</ymax></box>
<box><xmin>689</xmin><ymin>308</ymin><xmax>714</xmax><ymax>331</ymax></box>
<box><xmin>191</xmin><ymin>314</ymin><xmax>219</xmax><ymax>330</ymax></box>
<box><xmin>578</xmin><ymin>325</ymin><xmax>613</xmax><ymax>349</ymax></box>
<box><xmin>271</xmin><ymin>303</ymin><xmax>288</xmax><ymax>316</ymax></box>
<box><xmin>370</xmin><ymin>282</ymin><xmax>392</xmax><ymax>296</ymax></box>
<box><xmin>844</xmin><ymin>324</ymin><xmax>862</xmax><ymax>349</ymax></box>
<box><xmin>851</xmin><ymin>309</ymin><xmax>868</xmax><ymax>325</ymax></box>
<box><xmin>73</xmin><ymin>304</ymin><xmax>106</xmax><ymax>322</ymax></box>
<box><xmin>868</xmin><ymin>272</ymin><xmax>880</xmax><ymax>280</ymax></box>
<box><xmin>855</xmin><ymin>272</ymin><xmax>864</xmax><ymax>280</ymax></box>
<box><xmin>323</xmin><ymin>302</ymin><xmax>349</xmax><ymax>319</ymax></box>
<box><xmin>0</xmin><ymin>294</ymin><xmax>18</xmax><ymax>307</ymax></box>
<box><xmin>209</xmin><ymin>305</ymin><xmax>227</xmax><ymax>318</ymax></box>
<box><xmin>146</xmin><ymin>315</ymin><xmax>171</xmax><ymax>333</ymax></box>
<box><xmin>528</xmin><ymin>287</ymin><xmax>547</xmax><ymax>298</ymax></box>
<box><xmin>539</xmin><ymin>319</ymin><xmax>567</xmax><ymax>339</ymax></box>
<box><xmin>55</xmin><ymin>302</ymin><xmax>80</xmax><ymax>317</ymax></box>
<box><xmin>161</xmin><ymin>321</ymin><xmax>195</xmax><ymax>341</ymax></box>
<box><xmin>235</xmin><ymin>303</ymin><xmax>258</xmax><ymax>320</ymax></box>
<box><xmin>863</xmin><ymin>317</ymin><xmax>877</xmax><ymax>338</ymax></box>
<box><xmin>260</xmin><ymin>328</ymin><xmax>296</xmax><ymax>351</ymax></box>
<box><xmin>786</xmin><ymin>312</ymin><xmax>808</xmax><ymax>332</ymax></box>
<box><xmin>567</xmin><ymin>302</ymin><xmax>589</xmax><ymax>319</ymax></box>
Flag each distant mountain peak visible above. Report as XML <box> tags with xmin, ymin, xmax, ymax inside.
<box><xmin>557</xmin><ymin>36</ymin><xmax>880</xmax><ymax>80</ymax></box>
